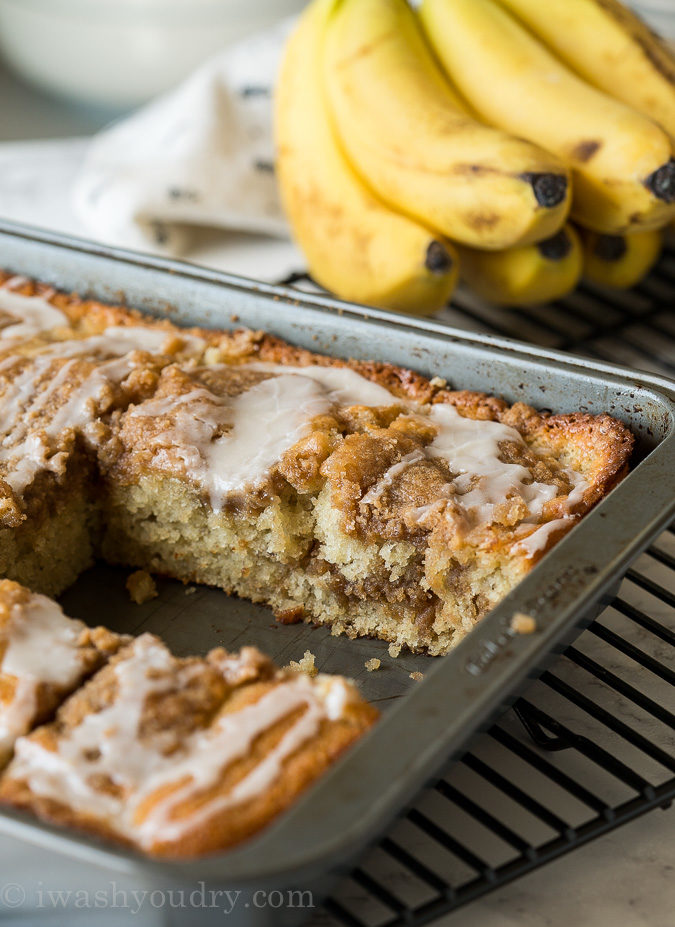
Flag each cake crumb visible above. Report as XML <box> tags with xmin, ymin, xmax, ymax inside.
<box><xmin>409</xmin><ymin>671</ymin><xmax>424</xmax><ymax>681</ymax></box>
<box><xmin>184</xmin><ymin>586</ymin><xmax>196</xmax><ymax>596</ymax></box>
<box><xmin>288</xmin><ymin>650</ymin><xmax>318</xmax><ymax>677</ymax></box>
<box><xmin>126</xmin><ymin>570</ymin><xmax>158</xmax><ymax>605</ymax></box>
<box><xmin>365</xmin><ymin>658</ymin><xmax>381</xmax><ymax>672</ymax></box>
<box><xmin>275</xmin><ymin>606</ymin><xmax>304</xmax><ymax>625</ymax></box>
<box><xmin>430</xmin><ymin>376</ymin><xmax>447</xmax><ymax>388</ymax></box>
<box><xmin>510</xmin><ymin>612</ymin><xmax>537</xmax><ymax>635</ymax></box>
<box><xmin>388</xmin><ymin>642</ymin><xmax>402</xmax><ymax>658</ymax></box>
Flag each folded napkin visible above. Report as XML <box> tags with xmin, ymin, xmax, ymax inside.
<box><xmin>73</xmin><ymin>19</ymin><xmax>294</xmax><ymax>257</ymax></box>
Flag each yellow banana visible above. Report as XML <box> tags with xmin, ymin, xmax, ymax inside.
<box><xmin>420</xmin><ymin>0</ymin><xmax>675</xmax><ymax>234</ymax></box>
<box><xmin>498</xmin><ymin>0</ymin><xmax>675</xmax><ymax>141</ymax></box>
<box><xmin>322</xmin><ymin>0</ymin><xmax>571</xmax><ymax>250</ymax></box>
<box><xmin>579</xmin><ymin>226</ymin><xmax>663</xmax><ymax>289</ymax></box>
<box><xmin>457</xmin><ymin>225</ymin><xmax>583</xmax><ymax>305</ymax></box>
<box><xmin>274</xmin><ymin>0</ymin><xmax>458</xmax><ymax>315</ymax></box>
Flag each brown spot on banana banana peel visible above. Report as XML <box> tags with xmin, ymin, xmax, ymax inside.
<box><xmin>425</xmin><ymin>241</ymin><xmax>454</xmax><ymax>273</ymax></box>
<box><xmin>331</xmin><ymin>29</ymin><xmax>398</xmax><ymax>68</ymax></box>
<box><xmin>594</xmin><ymin>0</ymin><xmax>675</xmax><ymax>86</ymax></box>
<box><xmin>592</xmin><ymin>234</ymin><xmax>628</xmax><ymax>262</ymax></box>
<box><xmin>571</xmin><ymin>140</ymin><xmax>602</xmax><ymax>163</ymax></box>
<box><xmin>537</xmin><ymin>228</ymin><xmax>573</xmax><ymax>260</ymax></box>
<box><xmin>520</xmin><ymin>172</ymin><xmax>568</xmax><ymax>207</ymax></box>
<box><xmin>644</xmin><ymin>158</ymin><xmax>675</xmax><ymax>202</ymax></box>
<box><xmin>464</xmin><ymin>211</ymin><xmax>501</xmax><ymax>230</ymax></box>
<box><xmin>451</xmin><ymin>163</ymin><xmax>502</xmax><ymax>176</ymax></box>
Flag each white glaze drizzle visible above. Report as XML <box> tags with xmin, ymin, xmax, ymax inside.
<box><xmin>2</xmin><ymin>276</ymin><xmax>30</xmax><ymax>290</ymax></box>
<box><xmin>0</xmin><ymin>593</ymin><xmax>86</xmax><ymax>758</ymax></box>
<box><xmin>0</xmin><ymin>290</ymin><xmax>67</xmax><ymax>342</ymax></box>
<box><xmin>130</xmin><ymin>363</ymin><xmax>398</xmax><ymax>512</ymax></box>
<box><xmin>0</xmin><ymin>316</ymin><xmax>197</xmax><ymax>495</ymax></box>
<box><xmin>9</xmin><ymin>635</ymin><xmax>354</xmax><ymax>847</ymax></box>
<box><xmin>130</xmin><ymin>363</ymin><xmax>588</xmax><ymax>526</ymax></box>
<box><xmin>361</xmin><ymin>450</ymin><xmax>427</xmax><ymax>506</ymax></box>
<box><xmin>131</xmin><ymin>372</ymin><xmax>333</xmax><ymax>511</ymax></box>
<box><xmin>427</xmin><ymin>404</ymin><xmax>564</xmax><ymax>527</ymax></box>
<box><xmin>248</xmin><ymin>362</ymin><xmax>398</xmax><ymax>408</ymax></box>
<box><xmin>81</xmin><ymin>326</ymin><xmax>201</xmax><ymax>357</ymax></box>
<box><xmin>359</xmin><ymin>402</ymin><xmax>587</xmax><ymax>529</ymax></box>
<box><xmin>512</xmin><ymin>516</ymin><xmax>574</xmax><ymax>558</ymax></box>
<box><xmin>0</xmin><ymin>286</ymin><xmax>202</xmax><ymax>357</ymax></box>
<box><xmin>0</xmin><ymin>356</ymin><xmax>111</xmax><ymax>494</ymax></box>
<box><xmin>36</xmin><ymin>325</ymin><xmax>203</xmax><ymax>362</ymax></box>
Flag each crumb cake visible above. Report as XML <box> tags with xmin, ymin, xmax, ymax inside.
<box><xmin>0</xmin><ymin>580</ymin><xmax>126</xmax><ymax>766</ymax></box>
<box><xmin>0</xmin><ymin>271</ymin><xmax>634</xmax><ymax>654</ymax></box>
<box><xmin>0</xmin><ymin>630</ymin><xmax>377</xmax><ymax>857</ymax></box>
<box><xmin>0</xmin><ymin>271</ymin><xmax>634</xmax><ymax>858</ymax></box>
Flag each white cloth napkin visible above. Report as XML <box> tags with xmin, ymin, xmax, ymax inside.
<box><xmin>73</xmin><ymin>19</ymin><xmax>295</xmax><ymax>257</ymax></box>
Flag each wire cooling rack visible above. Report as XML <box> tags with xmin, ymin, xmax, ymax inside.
<box><xmin>279</xmin><ymin>246</ymin><xmax>675</xmax><ymax>926</ymax></box>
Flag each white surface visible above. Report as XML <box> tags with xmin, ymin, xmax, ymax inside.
<box><xmin>439</xmin><ymin>809</ymin><xmax>675</xmax><ymax>927</ymax></box>
<box><xmin>0</xmin><ymin>57</ymin><xmax>672</xmax><ymax>927</ymax></box>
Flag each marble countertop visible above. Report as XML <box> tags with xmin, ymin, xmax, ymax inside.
<box><xmin>0</xmin><ymin>59</ymin><xmax>672</xmax><ymax>927</ymax></box>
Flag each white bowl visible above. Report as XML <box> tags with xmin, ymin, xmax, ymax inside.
<box><xmin>0</xmin><ymin>0</ymin><xmax>306</xmax><ymax>110</ymax></box>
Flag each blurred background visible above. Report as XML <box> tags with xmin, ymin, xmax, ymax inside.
<box><xmin>0</xmin><ymin>0</ymin><xmax>672</xmax><ymax>281</ymax></box>
<box><xmin>0</xmin><ymin>0</ymin><xmax>306</xmax><ymax>113</ymax></box>
<box><xmin>0</xmin><ymin>0</ymin><xmax>671</xmax><ymax>118</ymax></box>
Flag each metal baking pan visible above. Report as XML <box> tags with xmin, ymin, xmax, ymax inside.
<box><xmin>0</xmin><ymin>219</ymin><xmax>673</xmax><ymax>926</ymax></box>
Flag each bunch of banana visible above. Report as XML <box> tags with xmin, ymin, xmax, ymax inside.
<box><xmin>275</xmin><ymin>0</ymin><xmax>458</xmax><ymax>315</ymax></box>
<box><xmin>275</xmin><ymin>0</ymin><xmax>675</xmax><ymax>314</ymax></box>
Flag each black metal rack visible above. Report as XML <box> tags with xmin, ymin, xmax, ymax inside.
<box><xmin>280</xmin><ymin>246</ymin><xmax>675</xmax><ymax>926</ymax></box>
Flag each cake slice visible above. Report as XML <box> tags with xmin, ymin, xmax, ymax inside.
<box><xmin>0</xmin><ymin>275</ymin><xmax>210</xmax><ymax>596</ymax></box>
<box><xmin>0</xmin><ymin>633</ymin><xmax>377</xmax><ymax>857</ymax></box>
<box><xmin>100</xmin><ymin>336</ymin><xmax>634</xmax><ymax>654</ymax></box>
<box><xmin>0</xmin><ymin>348</ymin><xmax>163</xmax><ymax>595</ymax></box>
<box><xmin>0</xmin><ymin>580</ymin><xmax>126</xmax><ymax>766</ymax></box>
